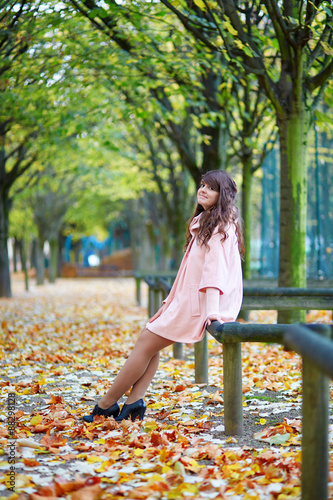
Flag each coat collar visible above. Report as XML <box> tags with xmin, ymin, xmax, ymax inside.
<box><xmin>189</xmin><ymin>214</ymin><xmax>202</xmax><ymax>236</ymax></box>
<box><xmin>190</xmin><ymin>213</ymin><xmax>230</xmax><ymax>238</ymax></box>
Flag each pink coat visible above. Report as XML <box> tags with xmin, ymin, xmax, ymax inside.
<box><xmin>147</xmin><ymin>215</ymin><xmax>243</xmax><ymax>343</ymax></box>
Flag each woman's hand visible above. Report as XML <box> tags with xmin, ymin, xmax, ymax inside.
<box><xmin>206</xmin><ymin>314</ymin><xmax>223</xmax><ymax>326</ymax></box>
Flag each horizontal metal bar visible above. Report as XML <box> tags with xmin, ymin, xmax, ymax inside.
<box><xmin>284</xmin><ymin>325</ymin><xmax>333</xmax><ymax>378</ymax></box>
<box><xmin>243</xmin><ymin>287</ymin><xmax>333</xmax><ymax>297</ymax></box>
<box><xmin>135</xmin><ymin>271</ymin><xmax>177</xmax><ymax>279</ymax></box>
<box><xmin>143</xmin><ymin>278</ymin><xmax>160</xmax><ymax>289</ymax></box>
<box><xmin>207</xmin><ymin>322</ymin><xmax>287</xmax><ymax>344</ymax></box>
<box><xmin>143</xmin><ymin>278</ymin><xmax>333</xmax><ymax>310</ymax></box>
<box><xmin>157</xmin><ymin>278</ymin><xmax>172</xmax><ymax>294</ymax></box>
<box><xmin>242</xmin><ymin>296</ymin><xmax>333</xmax><ymax>310</ymax></box>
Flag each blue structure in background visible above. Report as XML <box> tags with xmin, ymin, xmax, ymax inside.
<box><xmin>64</xmin><ymin>235</ymin><xmax>73</xmax><ymax>263</ymax></box>
<box><xmin>64</xmin><ymin>235</ymin><xmax>113</xmax><ymax>266</ymax></box>
<box><xmin>259</xmin><ymin>147</ymin><xmax>280</xmax><ymax>278</ymax></box>
<box><xmin>81</xmin><ymin>235</ymin><xmax>112</xmax><ymax>267</ymax></box>
<box><xmin>64</xmin><ymin>221</ymin><xmax>131</xmax><ymax>267</ymax></box>
<box><xmin>259</xmin><ymin>137</ymin><xmax>332</xmax><ymax>279</ymax></box>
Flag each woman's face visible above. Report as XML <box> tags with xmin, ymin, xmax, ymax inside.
<box><xmin>197</xmin><ymin>181</ymin><xmax>219</xmax><ymax>210</ymax></box>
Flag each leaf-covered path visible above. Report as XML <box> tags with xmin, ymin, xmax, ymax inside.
<box><xmin>0</xmin><ymin>277</ymin><xmax>332</xmax><ymax>499</ymax></box>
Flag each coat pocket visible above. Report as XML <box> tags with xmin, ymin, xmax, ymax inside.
<box><xmin>189</xmin><ymin>285</ymin><xmax>200</xmax><ymax>317</ymax></box>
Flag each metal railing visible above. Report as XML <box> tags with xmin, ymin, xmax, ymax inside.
<box><xmin>138</xmin><ymin>274</ymin><xmax>333</xmax><ymax>500</ymax></box>
<box><xmin>207</xmin><ymin>322</ymin><xmax>332</xmax><ymax>500</ymax></box>
<box><xmin>283</xmin><ymin>324</ymin><xmax>332</xmax><ymax>500</ymax></box>
<box><xmin>140</xmin><ymin>274</ymin><xmax>333</xmax><ymax>376</ymax></box>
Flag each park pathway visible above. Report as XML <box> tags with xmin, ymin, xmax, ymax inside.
<box><xmin>0</xmin><ymin>276</ymin><xmax>332</xmax><ymax>499</ymax></box>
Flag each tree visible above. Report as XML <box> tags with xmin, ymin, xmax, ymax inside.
<box><xmin>68</xmin><ymin>0</ymin><xmax>282</xmax><ymax>278</ymax></box>
<box><xmin>224</xmin><ymin>73</ymin><xmax>277</xmax><ymax>279</ymax></box>
<box><xmin>28</xmin><ymin>167</ymin><xmax>74</xmax><ymax>284</ymax></box>
<box><xmin>67</xmin><ymin>0</ymin><xmax>229</xmax><ymax>184</ymax></box>
<box><xmin>0</xmin><ymin>2</ymin><xmax>120</xmax><ymax>295</ymax></box>
<box><xmin>0</xmin><ymin>1</ymin><xmax>66</xmax><ymax>296</ymax></box>
<box><xmin>159</xmin><ymin>0</ymin><xmax>333</xmax><ymax>321</ymax></box>
<box><xmin>9</xmin><ymin>198</ymin><xmax>35</xmax><ymax>291</ymax></box>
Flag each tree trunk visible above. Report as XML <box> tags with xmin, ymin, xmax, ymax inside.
<box><xmin>277</xmin><ymin>105</ymin><xmax>310</xmax><ymax>323</ymax></box>
<box><xmin>30</xmin><ymin>239</ymin><xmax>37</xmax><ymax>270</ymax></box>
<box><xmin>13</xmin><ymin>238</ymin><xmax>19</xmax><ymax>272</ymax></box>
<box><xmin>36</xmin><ymin>234</ymin><xmax>45</xmax><ymax>286</ymax></box>
<box><xmin>20</xmin><ymin>239</ymin><xmax>29</xmax><ymax>291</ymax></box>
<box><xmin>170</xmin><ymin>220</ymin><xmax>185</xmax><ymax>270</ymax></box>
<box><xmin>0</xmin><ymin>191</ymin><xmax>12</xmax><ymax>297</ymax></box>
<box><xmin>49</xmin><ymin>239</ymin><xmax>58</xmax><ymax>283</ymax></box>
<box><xmin>241</xmin><ymin>152</ymin><xmax>253</xmax><ymax>281</ymax></box>
<box><xmin>239</xmin><ymin>152</ymin><xmax>253</xmax><ymax>320</ymax></box>
<box><xmin>201</xmin><ymin>65</ymin><xmax>224</xmax><ymax>174</ymax></box>
<box><xmin>57</xmin><ymin>231</ymin><xmax>66</xmax><ymax>278</ymax></box>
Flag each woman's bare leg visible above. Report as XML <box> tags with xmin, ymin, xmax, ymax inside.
<box><xmin>98</xmin><ymin>329</ymin><xmax>173</xmax><ymax>409</ymax></box>
<box><xmin>125</xmin><ymin>352</ymin><xmax>160</xmax><ymax>404</ymax></box>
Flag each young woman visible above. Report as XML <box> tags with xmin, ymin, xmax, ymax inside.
<box><xmin>83</xmin><ymin>170</ymin><xmax>244</xmax><ymax>423</ymax></box>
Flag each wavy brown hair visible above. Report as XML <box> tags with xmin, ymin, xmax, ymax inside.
<box><xmin>184</xmin><ymin>170</ymin><xmax>245</xmax><ymax>259</ymax></box>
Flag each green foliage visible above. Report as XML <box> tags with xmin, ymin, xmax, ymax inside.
<box><xmin>9</xmin><ymin>201</ymin><xmax>36</xmax><ymax>241</ymax></box>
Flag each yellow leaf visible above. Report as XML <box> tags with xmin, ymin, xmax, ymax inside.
<box><xmin>144</xmin><ymin>420</ymin><xmax>158</xmax><ymax>431</ymax></box>
<box><xmin>150</xmin><ymin>402</ymin><xmax>165</xmax><ymax>410</ymax></box>
<box><xmin>193</xmin><ymin>0</ymin><xmax>206</xmax><ymax>9</ymax></box>
<box><xmin>174</xmin><ymin>461</ymin><xmax>185</xmax><ymax>476</ymax></box>
<box><xmin>224</xmin><ymin>19</ymin><xmax>238</xmax><ymax>36</ymax></box>
<box><xmin>321</xmin><ymin>41</ymin><xmax>333</xmax><ymax>56</ymax></box>
<box><xmin>101</xmin><ymin>475</ymin><xmax>120</xmax><ymax>483</ymax></box>
<box><xmin>234</xmin><ymin>39</ymin><xmax>245</xmax><ymax>50</ymax></box>
<box><xmin>226</xmin><ymin>437</ymin><xmax>238</xmax><ymax>443</ymax></box>
<box><xmin>86</xmin><ymin>455</ymin><xmax>103</xmax><ymax>463</ymax></box>
<box><xmin>95</xmin><ymin>461</ymin><xmax>112</xmax><ymax>472</ymax></box>
<box><xmin>147</xmin><ymin>474</ymin><xmax>165</xmax><ymax>485</ymax></box>
<box><xmin>134</xmin><ymin>448</ymin><xmax>144</xmax><ymax>457</ymax></box>
<box><xmin>30</xmin><ymin>414</ymin><xmax>42</xmax><ymax>426</ymax></box>
<box><xmin>260</xmin><ymin>418</ymin><xmax>267</xmax><ymax>425</ymax></box>
<box><xmin>179</xmin><ymin>483</ymin><xmax>199</xmax><ymax>494</ymax></box>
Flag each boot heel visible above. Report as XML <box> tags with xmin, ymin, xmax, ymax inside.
<box><xmin>131</xmin><ymin>406</ymin><xmax>146</xmax><ymax>422</ymax></box>
<box><xmin>115</xmin><ymin>399</ymin><xmax>146</xmax><ymax>422</ymax></box>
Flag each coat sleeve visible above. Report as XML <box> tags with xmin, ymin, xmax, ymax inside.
<box><xmin>205</xmin><ymin>287</ymin><xmax>221</xmax><ymax>317</ymax></box>
<box><xmin>198</xmin><ymin>231</ymin><xmax>231</xmax><ymax>294</ymax></box>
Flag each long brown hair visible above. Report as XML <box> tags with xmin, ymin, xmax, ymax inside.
<box><xmin>184</xmin><ymin>170</ymin><xmax>245</xmax><ymax>259</ymax></box>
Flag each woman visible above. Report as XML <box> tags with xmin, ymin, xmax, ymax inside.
<box><xmin>83</xmin><ymin>170</ymin><xmax>244</xmax><ymax>423</ymax></box>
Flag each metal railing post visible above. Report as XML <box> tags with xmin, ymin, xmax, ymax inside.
<box><xmin>301</xmin><ymin>325</ymin><xmax>330</xmax><ymax>500</ymax></box>
<box><xmin>153</xmin><ymin>288</ymin><xmax>161</xmax><ymax>314</ymax></box>
<box><xmin>194</xmin><ymin>333</ymin><xmax>208</xmax><ymax>384</ymax></box>
<box><xmin>223</xmin><ymin>342</ymin><xmax>243</xmax><ymax>435</ymax></box>
<box><xmin>148</xmin><ymin>286</ymin><xmax>155</xmax><ymax>318</ymax></box>
<box><xmin>173</xmin><ymin>343</ymin><xmax>183</xmax><ymax>360</ymax></box>
<box><xmin>135</xmin><ymin>277</ymin><xmax>141</xmax><ymax>306</ymax></box>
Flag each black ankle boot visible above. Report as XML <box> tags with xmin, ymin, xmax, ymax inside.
<box><xmin>82</xmin><ymin>402</ymin><xmax>120</xmax><ymax>423</ymax></box>
<box><xmin>115</xmin><ymin>399</ymin><xmax>146</xmax><ymax>422</ymax></box>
